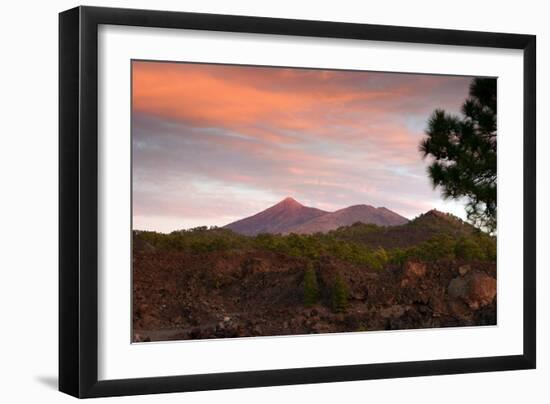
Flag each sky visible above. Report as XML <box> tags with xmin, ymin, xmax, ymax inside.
<box><xmin>132</xmin><ymin>60</ymin><xmax>474</xmax><ymax>233</ymax></box>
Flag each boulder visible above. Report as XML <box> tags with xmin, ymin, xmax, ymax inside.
<box><xmin>458</xmin><ymin>264</ymin><xmax>471</xmax><ymax>276</ymax></box>
<box><xmin>380</xmin><ymin>305</ymin><xmax>406</xmax><ymax>319</ymax></box>
<box><xmin>403</xmin><ymin>262</ymin><xmax>427</xmax><ymax>279</ymax></box>
<box><xmin>351</xmin><ymin>291</ymin><xmax>366</xmax><ymax>300</ymax></box>
<box><xmin>429</xmin><ymin>295</ymin><xmax>446</xmax><ymax>317</ymax></box>
<box><xmin>447</xmin><ymin>271</ymin><xmax>496</xmax><ymax>310</ymax></box>
<box><xmin>448</xmin><ymin>299</ymin><xmax>473</xmax><ymax>322</ymax></box>
<box><xmin>468</xmin><ymin>272</ymin><xmax>497</xmax><ymax>309</ymax></box>
<box><xmin>448</xmin><ymin>277</ymin><xmax>468</xmax><ymax>299</ymax></box>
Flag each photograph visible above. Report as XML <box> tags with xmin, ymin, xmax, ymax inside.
<box><xmin>0</xmin><ymin>0</ymin><xmax>542</xmax><ymax>401</ymax></box>
<box><xmin>131</xmin><ymin>60</ymin><xmax>497</xmax><ymax>342</ymax></box>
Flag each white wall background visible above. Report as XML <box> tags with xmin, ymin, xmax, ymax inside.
<box><xmin>0</xmin><ymin>0</ymin><xmax>546</xmax><ymax>402</ymax></box>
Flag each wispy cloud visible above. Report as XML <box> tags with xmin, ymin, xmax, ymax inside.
<box><xmin>132</xmin><ymin>61</ymin><xmax>473</xmax><ymax>232</ymax></box>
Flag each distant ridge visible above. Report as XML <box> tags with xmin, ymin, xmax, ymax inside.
<box><xmin>224</xmin><ymin>197</ymin><xmax>408</xmax><ymax>236</ymax></box>
<box><xmin>287</xmin><ymin>204</ymin><xmax>409</xmax><ymax>234</ymax></box>
<box><xmin>329</xmin><ymin>208</ymin><xmax>476</xmax><ymax>249</ymax></box>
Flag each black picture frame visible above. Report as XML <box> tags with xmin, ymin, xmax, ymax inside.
<box><xmin>59</xmin><ymin>5</ymin><xmax>536</xmax><ymax>398</ymax></box>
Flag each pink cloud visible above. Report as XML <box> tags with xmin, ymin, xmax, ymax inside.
<box><xmin>132</xmin><ymin>61</ymin><xmax>476</xmax><ymax>230</ymax></box>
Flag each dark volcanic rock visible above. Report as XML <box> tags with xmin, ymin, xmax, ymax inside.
<box><xmin>448</xmin><ymin>271</ymin><xmax>497</xmax><ymax>309</ymax></box>
<box><xmin>403</xmin><ymin>261</ymin><xmax>427</xmax><ymax>279</ymax></box>
<box><xmin>133</xmin><ymin>249</ymin><xmax>497</xmax><ymax>342</ymax></box>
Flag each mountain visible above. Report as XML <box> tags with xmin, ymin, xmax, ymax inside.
<box><xmin>224</xmin><ymin>197</ymin><xmax>408</xmax><ymax>236</ymax></box>
<box><xmin>224</xmin><ymin>197</ymin><xmax>327</xmax><ymax>236</ymax></box>
<box><xmin>330</xmin><ymin>209</ymin><xmax>477</xmax><ymax>249</ymax></box>
<box><xmin>286</xmin><ymin>204</ymin><xmax>408</xmax><ymax>234</ymax></box>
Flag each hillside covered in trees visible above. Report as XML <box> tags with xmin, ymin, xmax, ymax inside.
<box><xmin>133</xmin><ymin>209</ymin><xmax>497</xmax><ymax>342</ymax></box>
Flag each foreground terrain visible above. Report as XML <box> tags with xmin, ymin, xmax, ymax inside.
<box><xmin>133</xmin><ymin>210</ymin><xmax>497</xmax><ymax>342</ymax></box>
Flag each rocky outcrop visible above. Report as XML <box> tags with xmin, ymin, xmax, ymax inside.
<box><xmin>133</xmin><ymin>250</ymin><xmax>496</xmax><ymax>342</ymax></box>
<box><xmin>404</xmin><ymin>261</ymin><xmax>427</xmax><ymax>278</ymax></box>
<box><xmin>448</xmin><ymin>271</ymin><xmax>496</xmax><ymax>309</ymax></box>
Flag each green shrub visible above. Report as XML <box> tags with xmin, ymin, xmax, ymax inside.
<box><xmin>303</xmin><ymin>262</ymin><xmax>320</xmax><ymax>307</ymax></box>
<box><xmin>474</xmin><ymin>233</ymin><xmax>497</xmax><ymax>261</ymax></box>
<box><xmin>133</xmin><ymin>222</ymin><xmax>496</xmax><ymax>266</ymax></box>
<box><xmin>331</xmin><ymin>273</ymin><xmax>349</xmax><ymax>313</ymax></box>
<box><xmin>455</xmin><ymin>236</ymin><xmax>485</xmax><ymax>260</ymax></box>
<box><xmin>388</xmin><ymin>248</ymin><xmax>407</xmax><ymax>267</ymax></box>
<box><xmin>371</xmin><ymin>247</ymin><xmax>389</xmax><ymax>270</ymax></box>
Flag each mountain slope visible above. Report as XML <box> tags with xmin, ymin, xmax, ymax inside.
<box><xmin>225</xmin><ymin>197</ymin><xmax>409</xmax><ymax>236</ymax></box>
<box><xmin>224</xmin><ymin>197</ymin><xmax>327</xmax><ymax>236</ymax></box>
<box><xmin>286</xmin><ymin>204</ymin><xmax>408</xmax><ymax>234</ymax></box>
<box><xmin>330</xmin><ymin>209</ymin><xmax>478</xmax><ymax>249</ymax></box>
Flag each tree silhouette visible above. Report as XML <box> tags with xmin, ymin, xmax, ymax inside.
<box><xmin>420</xmin><ymin>78</ymin><xmax>497</xmax><ymax>232</ymax></box>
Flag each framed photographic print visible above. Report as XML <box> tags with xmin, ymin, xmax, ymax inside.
<box><xmin>59</xmin><ymin>6</ymin><xmax>536</xmax><ymax>398</ymax></box>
